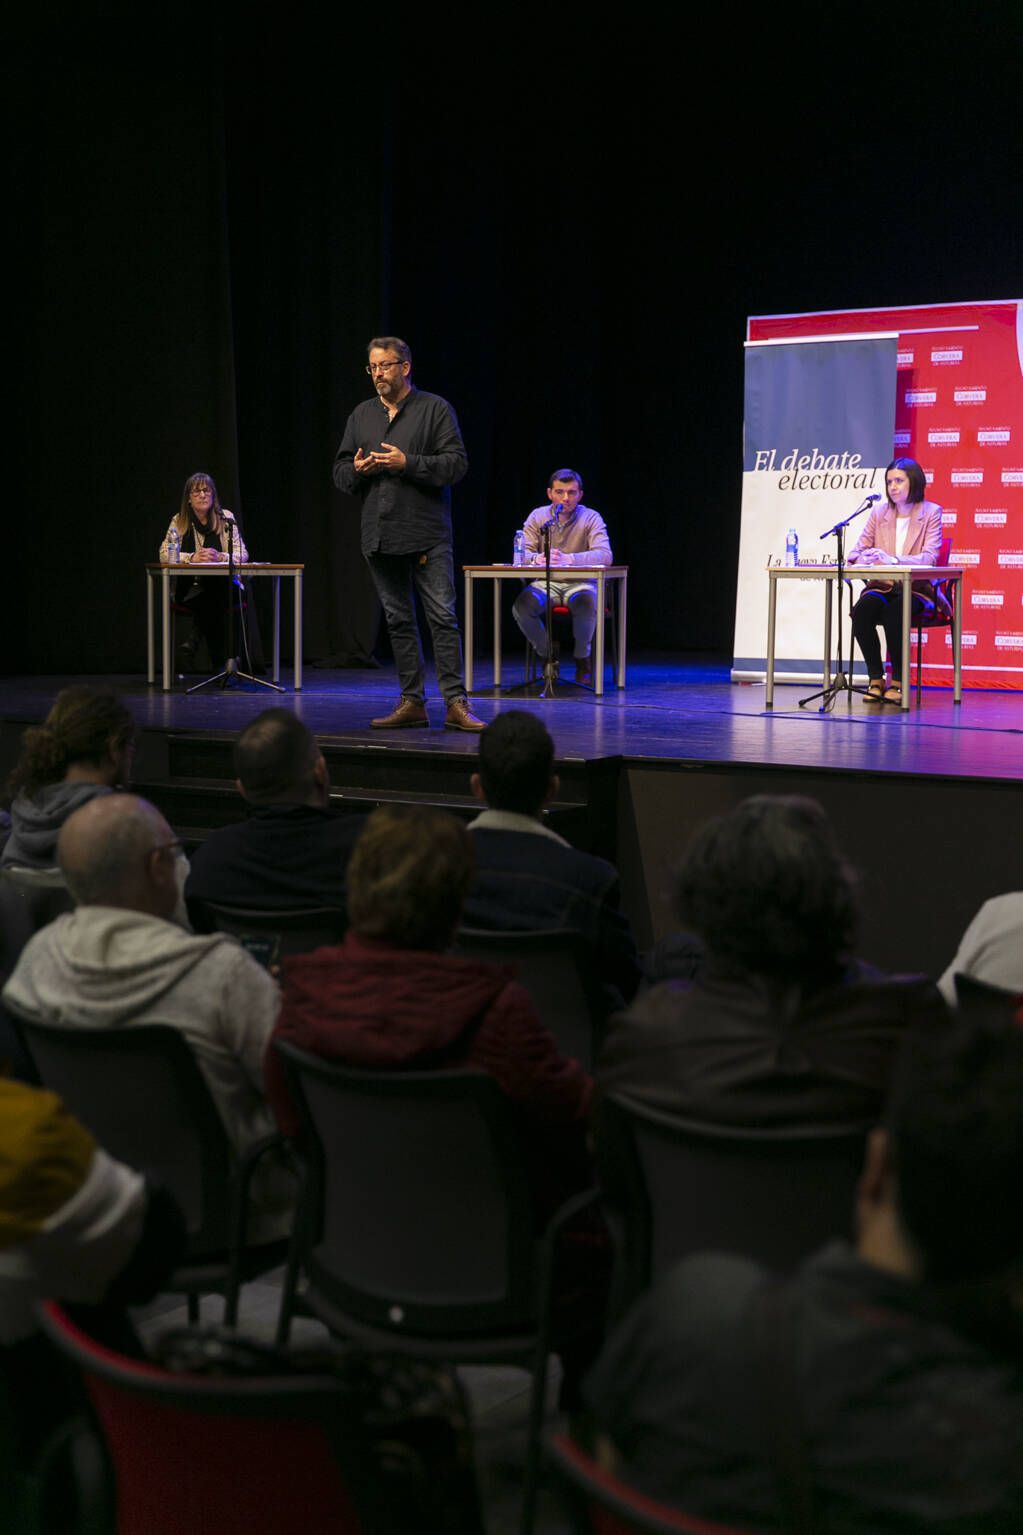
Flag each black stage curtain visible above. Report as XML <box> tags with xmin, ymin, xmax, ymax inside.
<box><xmin>5</xmin><ymin>13</ymin><xmax>1022</xmax><ymax>675</ymax></box>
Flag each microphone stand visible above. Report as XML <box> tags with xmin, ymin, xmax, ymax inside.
<box><xmin>503</xmin><ymin>507</ymin><xmax>588</xmax><ymax>698</ymax></box>
<box><xmin>798</xmin><ymin>496</ymin><xmax>877</xmax><ymax>712</ymax></box>
<box><xmin>189</xmin><ymin>519</ymin><xmax>283</xmax><ymax>694</ymax></box>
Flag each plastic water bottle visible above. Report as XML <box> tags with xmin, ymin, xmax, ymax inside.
<box><xmin>513</xmin><ymin>529</ymin><xmax>526</xmax><ymax>566</ymax></box>
<box><xmin>166</xmin><ymin>525</ymin><xmax>180</xmax><ymax>564</ymax></box>
<box><xmin>785</xmin><ymin>528</ymin><xmax>799</xmax><ymax>566</ymax></box>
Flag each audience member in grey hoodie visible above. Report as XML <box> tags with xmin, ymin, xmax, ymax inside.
<box><xmin>2</xmin><ymin>794</ymin><xmax>290</xmax><ymax>1238</ymax></box>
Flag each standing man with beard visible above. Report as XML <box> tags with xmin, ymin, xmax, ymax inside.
<box><xmin>333</xmin><ymin>336</ymin><xmax>484</xmax><ymax>732</ymax></box>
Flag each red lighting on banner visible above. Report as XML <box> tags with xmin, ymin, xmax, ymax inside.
<box><xmin>748</xmin><ymin>300</ymin><xmax>1023</xmax><ymax>690</ymax></box>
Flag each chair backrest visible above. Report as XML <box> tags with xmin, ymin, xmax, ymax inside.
<box><xmin>595</xmin><ymin>1094</ymin><xmax>867</xmax><ymax>1320</ymax></box>
<box><xmin>20</xmin><ymin>1021</ymin><xmax>235</xmax><ymax>1250</ymax></box>
<box><xmin>0</xmin><ymin>865</ymin><xmax>75</xmax><ymax>931</ymax></box>
<box><xmin>188</xmin><ymin>898</ymin><xmax>347</xmax><ymax>961</ymax></box>
<box><xmin>455</xmin><ymin>926</ymin><xmax>606</xmax><ymax>1067</ymax></box>
<box><xmin>38</xmin><ymin>1301</ymin><xmax>366</xmax><ymax>1535</ymax></box>
<box><xmin>275</xmin><ymin>1042</ymin><xmax>539</xmax><ymax>1335</ymax></box>
<box><xmin>954</xmin><ymin>970</ymin><xmax>1023</xmax><ymax>1022</ymax></box>
<box><xmin>545</xmin><ymin>1432</ymin><xmax>761</xmax><ymax>1534</ymax></box>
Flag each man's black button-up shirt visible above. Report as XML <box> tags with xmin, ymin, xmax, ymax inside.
<box><xmin>333</xmin><ymin>387</ymin><xmax>468</xmax><ymax>555</ymax></box>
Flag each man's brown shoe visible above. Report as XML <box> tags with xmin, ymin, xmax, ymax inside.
<box><xmin>370</xmin><ymin>697</ymin><xmax>429</xmax><ymax>729</ymax></box>
<box><xmin>574</xmin><ymin>656</ymin><xmax>593</xmax><ymax>687</ymax></box>
<box><xmin>444</xmin><ymin>697</ymin><xmax>485</xmax><ymax>733</ymax></box>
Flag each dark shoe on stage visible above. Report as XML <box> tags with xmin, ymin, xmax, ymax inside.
<box><xmin>574</xmin><ymin>655</ymin><xmax>593</xmax><ymax>687</ymax></box>
<box><xmin>371</xmin><ymin>697</ymin><xmax>429</xmax><ymax>730</ymax></box>
<box><xmin>444</xmin><ymin>697</ymin><xmax>485</xmax><ymax>733</ymax></box>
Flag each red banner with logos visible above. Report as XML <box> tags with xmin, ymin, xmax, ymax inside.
<box><xmin>748</xmin><ymin>300</ymin><xmax>1023</xmax><ymax>689</ymax></box>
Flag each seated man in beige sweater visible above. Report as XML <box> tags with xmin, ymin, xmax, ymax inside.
<box><xmin>512</xmin><ymin>468</ymin><xmax>613</xmax><ymax>686</ymax></box>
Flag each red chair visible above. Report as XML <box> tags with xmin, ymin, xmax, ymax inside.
<box><xmin>37</xmin><ymin>1301</ymin><xmax>371</xmax><ymax>1534</ymax></box>
<box><xmin>545</xmin><ymin>1432</ymin><xmax>762</xmax><ymax>1534</ymax></box>
<box><xmin>911</xmin><ymin>534</ymin><xmax>955</xmax><ymax>701</ymax></box>
<box><xmin>524</xmin><ymin>597</ymin><xmax>620</xmax><ymax>689</ymax></box>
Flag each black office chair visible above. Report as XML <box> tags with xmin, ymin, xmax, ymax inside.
<box><xmin>454</xmin><ymin>926</ymin><xmax>607</xmax><ymax>1068</ymax></box>
<box><xmin>594</xmin><ymin>1093</ymin><xmax>867</xmax><ymax>1324</ymax></box>
<box><xmin>274</xmin><ymin>1042</ymin><xmax>599</xmax><ymax>1535</ymax></box>
<box><xmin>21</xmin><ymin>1022</ymin><xmax>290</xmax><ymax>1323</ymax></box>
<box><xmin>187</xmin><ymin>898</ymin><xmax>347</xmax><ymax>961</ymax></box>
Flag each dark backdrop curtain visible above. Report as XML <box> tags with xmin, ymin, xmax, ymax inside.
<box><xmin>4</xmin><ymin>12</ymin><xmax>1022</xmax><ymax>675</ymax></box>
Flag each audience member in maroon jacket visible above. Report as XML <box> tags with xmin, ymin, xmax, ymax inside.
<box><xmin>266</xmin><ymin>803</ymin><xmax>594</xmax><ymax>1218</ymax></box>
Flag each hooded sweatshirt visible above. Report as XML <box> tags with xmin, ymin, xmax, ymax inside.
<box><xmin>267</xmin><ymin>931</ymin><xmax>593</xmax><ymax>1217</ymax></box>
<box><xmin>1</xmin><ymin>782</ymin><xmax>111</xmax><ymax>869</ymax></box>
<box><xmin>2</xmin><ymin>907</ymin><xmax>288</xmax><ymax>1232</ymax></box>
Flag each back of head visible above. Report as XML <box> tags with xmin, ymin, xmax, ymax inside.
<box><xmin>234</xmin><ymin>708</ymin><xmax>319</xmax><ymax>804</ymax></box>
<box><xmin>347</xmin><ymin>805</ymin><xmax>471</xmax><ymax>951</ymax></box>
<box><xmin>477</xmin><ymin>711</ymin><xmax>554</xmax><ymax>815</ymax></box>
<box><xmin>58</xmin><ymin>793</ymin><xmax>171</xmax><ymax>912</ymax></box>
<box><xmin>887</xmin><ymin>1012</ymin><xmax>1023</xmax><ymax>1283</ymax></box>
<box><xmin>674</xmin><ymin>794</ymin><xmax>857</xmax><ymax>980</ymax></box>
<box><xmin>8</xmin><ymin>687</ymin><xmax>136</xmax><ymax>798</ymax></box>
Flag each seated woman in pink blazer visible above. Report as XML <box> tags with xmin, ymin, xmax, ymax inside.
<box><xmin>846</xmin><ymin>457</ymin><xmax>944</xmax><ymax>704</ymax></box>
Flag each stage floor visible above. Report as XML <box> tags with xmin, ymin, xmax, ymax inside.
<box><xmin>2</xmin><ymin>654</ymin><xmax>1022</xmax><ymax>783</ymax></box>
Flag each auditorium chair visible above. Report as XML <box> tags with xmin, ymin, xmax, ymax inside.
<box><xmin>38</xmin><ymin>1301</ymin><xmax>374</xmax><ymax>1535</ymax></box>
<box><xmin>545</xmin><ymin>1431</ymin><xmax>763</xmax><ymax>1535</ymax></box>
<box><xmin>273</xmin><ymin>1042</ymin><xmax>600</xmax><ymax>1535</ymax></box>
<box><xmin>454</xmin><ymin>925</ymin><xmax>607</xmax><ymax>1067</ymax></box>
<box><xmin>954</xmin><ymin>970</ymin><xmax>1023</xmax><ymax>1022</ymax></box>
<box><xmin>21</xmin><ymin>1021</ymin><xmax>291</xmax><ymax>1324</ymax></box>
<box><xmin>187</xmin><ymin>897</ymin><xmax>347</xmax><ymax>962</ymax></box>
<box><xmin>594</xmin><ymin>1094</ymin><xmax>867</xmax><ymax>1325</ymax></box>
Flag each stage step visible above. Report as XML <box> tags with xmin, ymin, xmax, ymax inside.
<box><xmin>131</xmin><ymin>733</ymin><xmax>617</xmax><ymax>855</ymax></box>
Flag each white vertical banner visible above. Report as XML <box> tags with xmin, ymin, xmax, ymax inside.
<box><xmin>732</xmin><ymin>332</ymin><xmax>898</xmax><ymax>682</ymax></box>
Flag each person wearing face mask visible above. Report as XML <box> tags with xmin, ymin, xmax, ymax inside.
<box><xmin>846</xmin><ymin>457</ymin><xmax>945</xmax><ymax>705</ymax></box>
<box><xmin>159</xmin><ymin>472</ymin><xmax>248</xmax><ymax>670</ymax></box>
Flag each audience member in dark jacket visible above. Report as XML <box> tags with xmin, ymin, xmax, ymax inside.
<box><xmin>598</xmin><ymin>794</ymin><xmax>946</xmax><ymax>1129</ymax></box>
<box><xmin>462</xmin><ymin>711</ymin><xmax>640</xmax><ymax>1009</ymax></box>
<box><xmin>186</xmin><ymin>708</ymin><xmax>364</xmax><ymax>923</ymax></box>
<box><xmin>584</xmin><ymin>1010</ymin><xmax>1023</xmax><ymax>1533</ymax></box>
